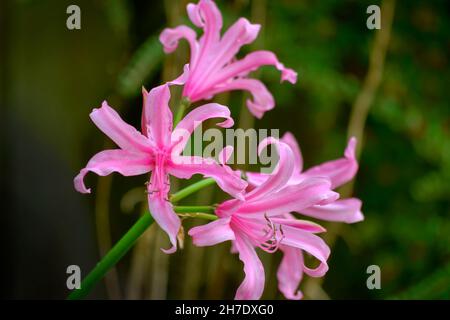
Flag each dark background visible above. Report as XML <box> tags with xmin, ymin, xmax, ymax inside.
<box><xmin>1</xmin><ymin>0</ymin><xmax>449</xmax><ymax>299</ymax></box>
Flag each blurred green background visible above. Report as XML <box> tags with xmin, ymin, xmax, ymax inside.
<box><xmin>1</xmin><ymin>0</ymin><xmax>449</xmax><ymax>299</ymax></box>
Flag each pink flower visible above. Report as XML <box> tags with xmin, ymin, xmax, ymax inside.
<box><xmin>74</xmin><ymin>83</ymin><xmax>247</xmax><ymax>253</ymax></box>
<box><xmin>189</xmin><ymin>138</ymin><xmax>338</xmax><ymax>299</ymax></box>
<box><xmin>246</xmin><ymin>133</ymin><xmax>364</xmax><ymax>299</ymax></box>
<box><xmin>159</xmin><ymin>0</ymin><xmax>298</xmax><ymax>119</ymax></box>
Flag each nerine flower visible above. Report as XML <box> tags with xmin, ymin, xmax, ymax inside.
<box><xmin>189</xmin><ymin>138</ymin><xmax>338</xmax><ymax>299</ymax></box>
<box><xmin>159</xmin><ymin>0</ymin><xmax>298</xmax><ymax>119</ymax></box>
<box><xmin>74</xmin><ymin>83</ymin><xmax>247</xmax><ymax>253</ymax></box>
<box><xmin>246</xmin><ymin>133</ymin><xmax>364</xmax><ymax>299</ymax></box>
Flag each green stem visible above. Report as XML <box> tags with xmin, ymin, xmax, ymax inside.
<box><xmin>174</xmin><ymin>205</ymin><xmax>215</xmax><ymax>214</ymax></box>
<box><xmin>174</xmin><ymin>97</ymin><xmax>191</xmax><ymax>126</ymax></box>
<box><xmin>174</xmin><ymin>205</ymin><xmax>217</xmax><ymax>220</ymax></box>
<box><xmin>67</xmin><ymin>213</ymin><xmax>154</xmax><ymax>300</ymax></box>
<box><xmin>170</xmin><ymin>178</ymin><xmax>216</xmax><ymax>203</ymax></box>
<box><xmin>177</xmin><ymin>212</ymin><xmax>217</xmax><ymax>221</ymax></box>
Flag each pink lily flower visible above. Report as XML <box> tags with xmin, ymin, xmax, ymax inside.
<box><xmin>246</xmin><ymin>133</ymin><xmax>364</xmax><ymax>299</ymax></box>
<box><xmin>159</xmin><ymin>0</ymin><xmax>298</xmax><ymax>119</ymax></box>
<box><xmin>74</xmin><ymin>83</ymin><xmax>247</xmax><ymax>253</ymax></box>
<box><xmin>189</xmin><ymin>138</ymin><xmax>339</xmax><ymax>299</ymax></box>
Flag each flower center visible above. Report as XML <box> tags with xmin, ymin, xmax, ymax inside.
<box><xmin>231</xmin><ymin>213</ymin><xmax>284</xmax><ymax>253</ymax></box>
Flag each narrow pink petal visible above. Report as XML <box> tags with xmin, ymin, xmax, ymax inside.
<box><xmin>206</xmin><ymin>50</ymin><xmax>297</xmax><ymax>88</ymax></box>
<box><xmin>168</xmin><ymin>156</ymin><xmax>247</xmax><ymax>200</ymax></box>
<box><xmin>300</xmin><ymin>198</ymin><xmax>364</xmax><ymax>223</ymax></box>
<box><xmin>159</xmin><ymin>25</ymin><xmax>198</xmax><ymax>60</ymax></box>
<box><xmin>184</xmin><ymin>0</ymin><xmax>223</xmax><ymax>87</ymax></box>
<box><xmin>239</xmin><ymin>177</ymin><xmax>339</xmax><ymax>216</ymax></box>
<box><xmin>189</xmin><ymin>217</ymin><xmax>235</xmax><ymax>246</ymax></box>
<box><xmin>171</xmin><ymin>102</ymin><xmax>234</xmax><ymax>153</ymax></box>
<box><xmin>192</xmin><ymin>78</ymin><xmax>274</xmax><ymax>119</ymax></box>
<box><xmin>74</xmin><ymin>149</ymin><xmax>152</xmax><ymax>194</ymax></box>
<box><xmin>147</xmin><ymin>186</ymin><xmax>180</xmax><ymax>254</ymax></box>
<box><xmin>280</xmin><ymin>225</ymin><xmax>330</xmax><ymax>278</ymax></box>
<box><xmin>246</xmin><ymin>138</ymin><xmax>294</xmax><ymax>201</ymax></box>
<box><xmin>302</xmin><ymin>137</ymin><xmax>358</xmax><ymax>189</ymax></box>
<box><xmin>281</xmin><ymin>132</ymin><xmax>303</xmax><ymax>173</ymax></box>
<box><xmin>143</xmin><ymin>84</ymin><xmax>173</xmax><ymax>147</ymax></box>
<box><xmin>90</xmin><ymin>101</ymin><xmax>152</xmax><ymax>152</ymax></box>
<box><xmin>277</xmin><ymin>245</ymin><xmax>304</xmax><ymax>300</ymax></box>
<box><xmin>168</xmin><ymin>64</ymin><xmax>190</xmax><ymax>86</ymax></box>
<box><xmin>234</xmin><ymin>232</ymin><xmax>265</xmax><ymax>300</ymax></box>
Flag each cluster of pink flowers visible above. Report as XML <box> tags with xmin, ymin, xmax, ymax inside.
<box><xmin>75</xmin><ymin>0</ymin><xmax>363</xmax><ymax>299</ymax></box>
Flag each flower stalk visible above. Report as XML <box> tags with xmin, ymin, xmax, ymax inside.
<box><xmin>68</xmin><ymin>181</ymin><xmax>217</xmax><ymax>300</ymax></box>
<box><xmin>68</xmin><ymin>213</ymin><xmax>155</xmax><ymax>300</ymax></box>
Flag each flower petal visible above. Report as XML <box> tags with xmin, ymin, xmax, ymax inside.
<box><xmin>300</xmin><ymin>198</ymin><xmax>364</xmax><ymax>223</ymax></box>
<box><xmin>189</xmin><ymin>217</ymin><xmax>235</xmax><ymax>246</ymax></box>
<box><xmin>74</xmin><ymin>150</ymin><xmax>152</xmax><ymax>194</ymax></box>
<box><xmin>239</xmin><ymin>177</ymin><xmax>339</xmax><ymax>216</ymax></box>
<box><xmin>168</xmin><ymin>156</ymin><xmax>247</xmax><ymax>200</ymax></box>
<box><xmin>246</xmin><ymin>138</ymin><xmax>294</xmax><ymax>201</ymax></box>
<box><xmin>194</xmin><ymin>78</ymin><xmax>274</xmax><ymax>119</ymax></box>
<box><xmin>90</xmin><ymin>101</ymin><xmax>152</xmax><ymax>152</ymax></box>
<box><xmin>148</xmin><ymin>191</ymin><xmax>180</xmax><ymax>254</ymax></box>
<box><xmin>208</xmin><ymin>50</ymin><xmax>297</xmax><ymax>88</ymax></box>
<box><xmin>159</xmin><ymin>25</ymin><xmax>198</xmax><ymax>60</ymax></box>
<box><xmin>281</xmin><ymin>132</ymin><xmax>303</xmax><ymax>173</ymax></box>
<box><xmin>280</xmin><ymin>225</ymin><xmax>330</xmax><ymax>278</ymax></box>
<box><xmin>234</xmin><ymin>232</ymin><xmax>265</xmax><ymax>300</ymax></box>
<box><xmin>142</xmin><ymin>84</ymin><xmax>173</xmax><ymax>147</ymax></box>
<box><xmin>185</xmin><ymin>0</ymin><xmax>222</xmax><ymax>79</ymax></box>
<box><xmin>277</xmin><ymin>245</ymin><xmax>304</xmax><ymax>300</ymax></box>
<box><xmin>302</xmin><ymin>137</ymin><xmax>358</xmax><ymax>189</ymax></box>
<box><xmin>171</xmin><ymin>102</ymin><xmax>234</xmax><ymax>153</ymax></box>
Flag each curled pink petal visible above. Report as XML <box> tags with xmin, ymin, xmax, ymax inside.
<box><xmin>187</xmin><ymin>3</ymin><xmax>203</xmax><ymax>27</ymax></box>
<box><xmin>208</xmin><ymin>51</ymin><xmax>297</xmax><ymax>88</ymax></box>
<box><xmin>246</xmin><ymin>138</ymin><xmax>294</xmax><ymax>201</ymax></box>
<box><xmin>280</xmin><ymin>225</ymin><xmax>330</xmax><ymax>278</ymax></box>
<box><xmin>277</xmin><ymin>246</ymin><xmax>304</xmax><ymax>300</ymax></box>
<box><xmin>302</xmin><ymin>137</ymin><xmax>358</xmax><ymax>189</ymax></box>
<box><xmin>193</xmin><ymin>78</ymin><xmax>274</xmax><ymax>119</ymax></box>
<box><xmin>234</xmin><ymin>233</ymin><xmax>265</xmax><ymax>300</ymax></box>
<box><xmin>239</xmin><ymin>177</ymin><xmax>339</xmax><ymax>216</ymax></box>
<box><xmin>159</xmin><ymin>25</ymin><xmax>198</xmax><ymax>56</ymax></box>
<box><xmin>281</xmin><ymin>132</ymin><xmax>303</xmax><ymax>173</ymax></box>
<box><xmin>74</xmin><ymin>149</ymin><xmax>152</xmax><ymax>194</ymax></box>
<box><xmin>90</xmin><ymin>101</ymin><xmax>152</xmax><ymax>152</ymax></box>
<box><xmin>189</xmin><ymin>217</ymin><xmax>234</xmax><ymax>246</ymax></box>
<box><xmin>300</xmin><ymin>198</ymin><xmax>364</xmax><ymax>223</ymax></box>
